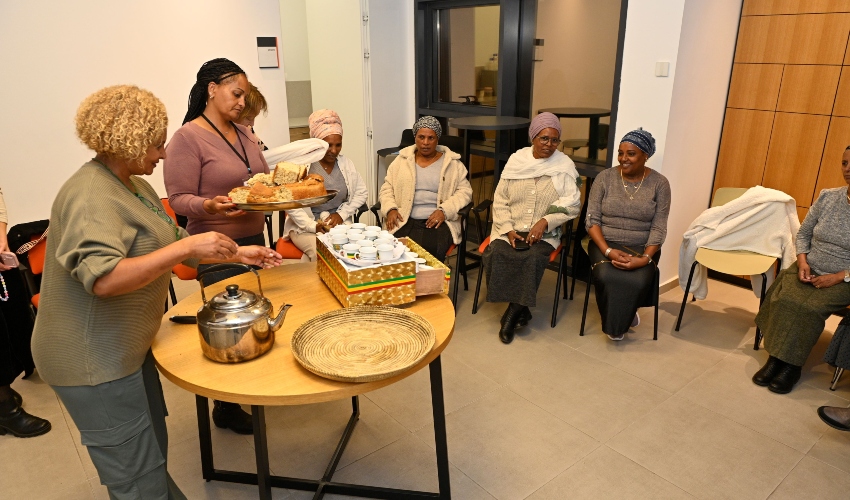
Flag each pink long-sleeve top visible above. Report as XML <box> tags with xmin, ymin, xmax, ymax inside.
<box><xmin>164</xmin><ymin>122</ymin><xmax>269</xmax><ymax>239</ymax></box>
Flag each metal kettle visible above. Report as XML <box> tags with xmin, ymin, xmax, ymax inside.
<box><xmin>195</xmin><ymin>264</ymin><xmax>291</xmax><ymax>363</ymax></box>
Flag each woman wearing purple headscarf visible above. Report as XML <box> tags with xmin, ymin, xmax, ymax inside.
<box><xmin>482</xmin><ymin>112</ymin><xmax>581</xmax><ymax>344</ymax></box>
<box><xmin>585</xmin><ymin>128</ymin><xmax>671</xmax><ymax>341</ymax></box>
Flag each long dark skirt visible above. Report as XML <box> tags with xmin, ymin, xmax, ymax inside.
<box><xmin>0</xmin><ymin>268</ymin><xmax>36</xmax><ymax>386</ymax></box>
<box><xmin>394</xmin><ymin>218</ymin><xmax>453</xmax><ymax>259</ymax></box>
<box><xmin>589</xmin><ymin>241</ymin><xmax>659</xmax><ymax>336</ymax></box>
<box><xmin>756</xmin><ymin>262</ymin><xmax>850</xmax><ymax>366</ymax></box>
<box><xmin>483</xmin><ymin>239</ymin><xmax>554</xmax><ymax>307</ymax></box>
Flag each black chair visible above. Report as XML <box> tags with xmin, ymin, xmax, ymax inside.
<box><xmin>563</xmin><ymin>123</ymin><xmax>610</xmax><ymax>155</ymax></box>
<box><xmin>369</xmin><ymin>200</ymin><xmax>477</xmax><ymax>311</ymax></box>
<box><xmin>470</xmin><ymin>204</ymin><xmax>573</xmax><ymax>328</ymax></box>
<box><xmin>573</xmin><ymin>237</ymin><xmax>659</xmax><ymax>340</ymax></box>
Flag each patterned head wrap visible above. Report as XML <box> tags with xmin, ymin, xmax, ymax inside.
<box><xmin>620</xmin><ymin>128</ymin><xmax>656</xmax><ymax>158</ymax></box>
<box><xmin>309</xmin><ymin>109</ymin><xmax>343</xmax><ymax>140</ymax></box>
<box><xmin>413</xmin><ymin>116</ymin><xmax>442</xmax><ymax>139</ymax></box>
<box><xmin>529</xmin><ymin>112</ymin><xmax>562</xmax><ymax>142</ymax></box>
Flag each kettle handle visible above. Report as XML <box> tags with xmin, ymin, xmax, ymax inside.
<box><xmin>196</xmin><ymin>264</ymin><xmax>264</xmax><ymax>305</ymax></box>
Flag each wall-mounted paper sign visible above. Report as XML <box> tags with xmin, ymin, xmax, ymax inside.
<box><xmin>257</xmin><ymin>37</ymin><xmax>279</xmax><ymax>68</ymax></box>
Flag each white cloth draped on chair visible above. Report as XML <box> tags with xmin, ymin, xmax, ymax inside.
<box><xmin>678</xmin><ymin>186</ymin><xmax>800</xmax><ymax>300</ymax></box>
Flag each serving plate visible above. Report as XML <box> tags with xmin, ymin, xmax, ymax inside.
<box><xmin>233</xmin><ymin>190</ymin><xmax>338</xmax><ymax>211</ymax></box>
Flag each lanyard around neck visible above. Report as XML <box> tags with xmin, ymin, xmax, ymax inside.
<box><xmin>201</xmin><ymin>114</ymin><xmax>252</xmax><ymax>174</ymax></box>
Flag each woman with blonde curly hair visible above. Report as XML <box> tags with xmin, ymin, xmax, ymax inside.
<box><xmin>30</xmin><ymin>85</ymin><xmax>282</xmax><ymax>498</ymax></box>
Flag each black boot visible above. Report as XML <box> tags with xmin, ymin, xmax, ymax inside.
<box><xmin>499</xmin><ymin>303</ymin><xmax>524</xmax><ymax>344</ymax></box>
<box><xmin>768</xmin><ymin>364</ymin><xmax>802</xmax><ymax>394</ymax></box>
<box><xmin>752</xmin><ymin>356</ymin><xmax>785</xmax><ymax>387</ymax></box>
<box><xmin>212</xmin><ymin>401</ymin><xmax>254</xmax><ymax>434</ymax></box>
<box><xmin>10</xmin><ymin>388</ymin><xmax>22</xmax><ymax>408</ymax></box>
<box><xmin>501</xmin><ymin>306</ymin><xmax>531</xmax><ymax>329</ymax></box>
<box><xmin>0</xmin><ymin>398</ymin><xmax>51</xmax><ymax>438</ymax></box>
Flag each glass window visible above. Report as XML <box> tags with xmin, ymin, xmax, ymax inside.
<box><xmin>436</xmin><ymin>5</ymin><xmax>501</xmax><ymax>107</ymax></box>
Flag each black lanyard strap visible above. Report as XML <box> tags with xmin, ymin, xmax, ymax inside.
<box><xmin>201</xmin><ymin>114</ymin><xmax>252</xmax><ymax>174</ymax></box>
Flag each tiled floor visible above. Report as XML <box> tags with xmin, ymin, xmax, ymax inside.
<box><xmin>4</xmin><ymin>271</ymin><xmax>850</xmax><ymax>499</ymax></box>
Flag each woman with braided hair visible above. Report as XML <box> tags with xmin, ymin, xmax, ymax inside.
<box><xmin>163</xmin><ymin>58</ymin><xmax>270</xmax><ymax>434</ymax></box>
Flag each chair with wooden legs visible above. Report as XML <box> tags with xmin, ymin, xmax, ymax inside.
<box><xmin>674</xmin><ymin>187</ymin><xmax>780</xmax><ymax>350</ymax></box>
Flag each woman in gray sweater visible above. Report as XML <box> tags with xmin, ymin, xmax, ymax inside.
<box><xmin>31</xmin><ymin>86</ymin><xmax>282</xmax><ymax>498</ymax></box>
<box><xmin>752</xmin><ymin>146</ymin><xmax>850</xmax><ymax>394</ymax></box>
<box><xmin>585</xmin><ymin>129</ymin><xmax>671</xmax><ymax>341</ymax></box>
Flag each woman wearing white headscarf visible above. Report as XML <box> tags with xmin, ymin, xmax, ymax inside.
<box><xmin>483</xmin><ymin>112</ymin><xmax>581</xmax><ymax>344</ymax></box>
<box><xmin>283</xmin><ymin>109</ymin><xmax>368</xmax><ymax>261</ymax></box>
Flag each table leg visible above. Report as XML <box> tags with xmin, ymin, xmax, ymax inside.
<box><xmin>252</xmin><ymin>405</ymin><xmax>272</xmax><ymax>500</ymax></box>
<box><xmin>429</xmin><ymin>356</ymin><xmax>452</xmax><ymax>499</ymax></box>
<box><xmin>195</xmin><ymin>396</ymin><xmax>215</xmax><ymax>481</ymax></box>
<box><xmin>588</xmin><ymin>117</ymin><xmax>601</xmax><ymax>160</ymax></box>
<box><xmin>463</xmin><ymin>130</ymin><xmax>471</xmax><ymax>174</ymax></box>
<box><xmin>494</xmin><ymin>133</ymin><xmax>502</xmax><ymax>190</ymax></box>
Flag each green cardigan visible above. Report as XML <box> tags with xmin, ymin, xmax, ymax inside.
<box><xmin>32</xmin><ymin>161</ymin><xmax>197</xmax><ymax>386</ymax></box>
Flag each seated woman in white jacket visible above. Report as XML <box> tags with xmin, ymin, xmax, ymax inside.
<box><xmin>285</xmin><ymin>109</ymin><xmax>368</xmax><ymax>261</ymax></box>
<box><xmin>379</xmin><ymin>116</ymin><xmax>472</xmax><ymax>259</ymax></box>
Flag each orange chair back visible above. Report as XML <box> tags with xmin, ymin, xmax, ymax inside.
<box><xmin>28</xmin><ymin>236</ymin><xmax>47</xmax><ymax>276</ymax></box>
<box><xmin>275</xmin><ymin>238</ymin><xmax>305</xmax><ymax>260</ymax></box>
<box><xmin>160</xmin><ymin>198</ymin><xmax>178</xmax><ymax>222</ymax></box>
<box><xmin>478</xmin><ymin>236</ymin><xmax>491</xmax><ymax>254</ymax></box>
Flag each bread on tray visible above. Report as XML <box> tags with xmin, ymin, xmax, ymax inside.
<box><xmin>232</xmin><ymin>163</ymin><xmax>327</xmax><ymax>203</ymax></box>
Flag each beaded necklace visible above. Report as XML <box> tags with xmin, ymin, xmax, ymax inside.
<box><xmin>0</xmin><ymin>273</ymin><xmax>8</xmax><ymax>302</ymax></box>
<box><xmin>92</xmin><ymin>158</ymin><xmax>180</xmax><ymax>241</ymax></box>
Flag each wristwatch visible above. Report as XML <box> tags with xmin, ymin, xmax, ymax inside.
<box><xmin>844</xmin><ymin>270</ymin><xmax>850</xmax><ymax>282</ymax></box>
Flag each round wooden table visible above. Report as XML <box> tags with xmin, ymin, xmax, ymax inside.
<box><xmin>153</xmin><ymin>263</ymin><xmax>455</xmax><ymax>499</ymax></box>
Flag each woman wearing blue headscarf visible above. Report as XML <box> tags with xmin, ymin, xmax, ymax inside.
<box><xmin>585</xmin><ymin>129</ymin><xmax>671</xmax><ymax>341</ymax></box>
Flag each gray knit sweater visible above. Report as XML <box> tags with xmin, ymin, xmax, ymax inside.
<box><xmin>586</xmin><ymin>166</ymin><xmax>671</xmax><ymax>247</ymax></box>
<box><xmin>796</xmin><ymin>187</ymin><xmax>850</xmax><ymax>275</ymax></box>
<box><xmin>32</xmin><ymin>162</ymin><xmax>197</xmax><ymax>386</ymax></box>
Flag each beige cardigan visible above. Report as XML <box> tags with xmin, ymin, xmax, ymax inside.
<box><xmin>379</xmin><ymin>145</ymin><xmax>473</xmax><ymax>244</ymax></box>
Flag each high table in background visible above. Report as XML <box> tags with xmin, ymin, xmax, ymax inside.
<box><xmin>448</xmin><ymin>116</ymin><xmax>531</xmax><ymax>189</ymax></box>
<box><xmin>153</xmin><ymin>263</ymin><xmax>456</xmax><ymax>500</ymax></box>
<box><xmin>537</xmin><ymin>108</ymin><xmax>611</xmax><ymax>160</ymax></box>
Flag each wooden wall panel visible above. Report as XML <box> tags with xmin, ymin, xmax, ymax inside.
<box><xmin>744</xmin><ymin>0</ymin><xmax>850</xmax><ymax>16</ymax></box>
<box><xmin>832</xmin><ymin>69</ymin><xmax>850</xmax><ymax>116</ymax></box>
<box><xmin>797</xmin><ymin>206</ymin><xmax>809</xmax><ymax>223</ymax></box>
<box><xmin>727</xmin><ymin>63</ymin><xmax>783</xmax><ymax>110</ymax></box>
<box><xmin>776</xmin><ymin>65</ymin><xmax>841</xmax><ymax>114</ymax></box>
<box><xmin>813</xmin><ymin>116</ymin><xmax>850</xmax><ymax>199</ymax></box>
<box><xmin>762</xmin><ymin>112</ymin><xmax>829</xmax><ymax>203</ymax></box>
<box><xmin>735</xmin><ymin>14</ymin><xmax>850</xmax><ymax>64</ymax></box>
<box><xmin>714</xmin><ymin>109</ymin><xmax>775</xmax><ymax>189</ymax></box>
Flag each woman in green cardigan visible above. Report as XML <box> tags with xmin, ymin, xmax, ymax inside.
<box><xmin>30</xmin><ymin>85</ymin><xmax>282</xmax><ymax>498</ymax></box>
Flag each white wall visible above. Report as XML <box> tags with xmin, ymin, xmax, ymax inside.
<box><xmin>0</xmin><ymin>0</ymin><xmax>289</xmax><ymax>227</ymax></box>
<box><xmin>450</xmin><ymin>9</ymin><xmax>478</xmax><ymax>99</ymax></box>
<box><xmin>306</xmin><ymin>0</ymin><xmax>369</xmax><ymax>188</ymax></box>
<box><xmin>658</xmin><ymin>0</ymin><xmax>742</xmax><ymax>282</ymax></box>
<box><xmin>369</xmin><ymin>0</ymin><xmax>416</xmax><ymax>199</ymax></box>
<box><xmin>279</xmin><ymin>0</ymin><xmax>311</xmax><ymax>81</ymax></box>
<box><xmin>475</xmin><ymin>6</ymin><xmax>501</xmax><ymax>67</ymax></box>
<box><xmin>612</xmin><ymin>0</ymin><xmax>686</xmax><ymax>176</ymax></box>
<box><xmin>533</xmin><ymin>0</ymin><xmax>621</xmax><ymax>143</ymax></box>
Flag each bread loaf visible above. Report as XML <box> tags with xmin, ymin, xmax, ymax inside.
<box><xmin>273</xmin><ymin>162</ymin><xmax>308</xmax><ymax>185</ymax></box>
<box><xmin>285</xmin><ymin>174</ymin><xmax>327</xmax><ymax>200</ymax></box>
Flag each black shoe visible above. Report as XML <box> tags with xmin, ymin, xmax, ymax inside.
<box><xmin>818</xmin><ymin>406</ymin><xmax>850</xmax><ymax>432</ymax></box>
<box><xmin>501</xmin><ymin>306</ymin><xmax>531</xmax><ymax>329</ymax></box>
<box><xmin>499</xmin><ymin>303</ymin><xmax>524</xmax><ymax>344</ymax></box>
<box><xmin>10</xmin><ymin>388</ymin><xmax>22</xmax><ymax>408</ymax></box>
<box><xmin>0</xmin><ymin>399</ymin><xmax>51</xmax><ymax>438</ymax></box>
<box><xmin>212</xmin><ymin>401</ymin><xmax>254</xmax><ymax>434</ymax></box>
<box><xmin>768</xmin><ymin>364</ymin><xmax>802</xmax><ymax>394</ymax></box>
<box><xmin>752</xmin><ymin>356</ymin><xmax>785</xmax><ymax>387</ymax></box>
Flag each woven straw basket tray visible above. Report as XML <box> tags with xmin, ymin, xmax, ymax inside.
<box><xmin>291</xmin><ymin>306</ymin><xmax>436</xmax><ymax>383</ymax></box>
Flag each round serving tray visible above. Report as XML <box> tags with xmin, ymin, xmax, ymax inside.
<box><xmin>234</xmin><ymin>190</ymin><xmax>339</xmax><ymax>212</ymax></box>
<box><xmin>291</xmin><ymin>306</ymin><xmax>436</xmax><ymax>383</ymax></box>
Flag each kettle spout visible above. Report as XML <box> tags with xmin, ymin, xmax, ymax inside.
<box><xmin>268</xmin><ymin>303</ymin><xmax>292</xmax><ymax>332</ymax></box>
